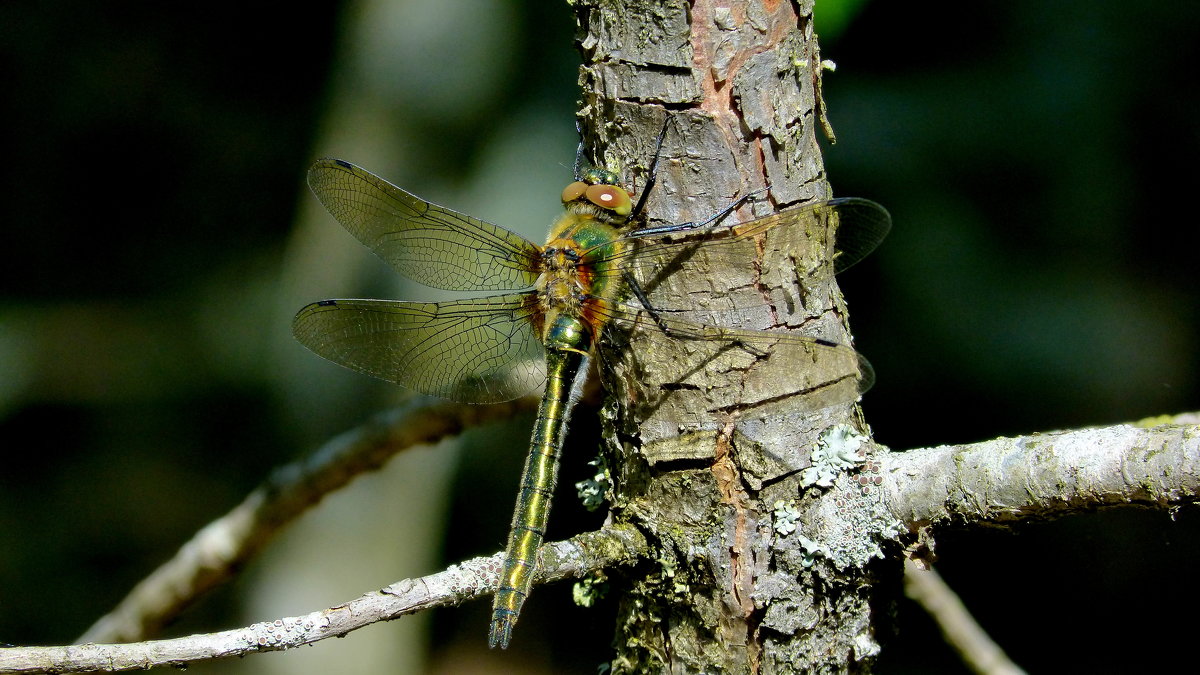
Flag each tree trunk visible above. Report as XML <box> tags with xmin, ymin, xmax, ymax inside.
<box><xmin>573</xmin><ymin>1</ymin><xmax>895</xmax><ymax>672</ymax></box>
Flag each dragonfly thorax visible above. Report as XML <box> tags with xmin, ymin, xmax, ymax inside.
<box><xmin>535</xmin><ymin>209</ymin><xmax>629</xmax><ymax>353</ymax></box>
<box><xmin>537</xmin><ymin>244</ymin><xmax>587</xmax><ymax>312</ymax></box>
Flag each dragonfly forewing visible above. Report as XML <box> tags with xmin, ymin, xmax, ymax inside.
<box><xmin>292</xmin><ymin>295</ymin><xmax>547</xmax><ymax>404</ymax></box>
<box><xmin>573</xmin><ymin>197</ymin><xmax>892</xmax><ymax>350</ymax></box>
<box><xmin>608</xmin><ymin>197</ymin><xmax>891</xmax><ymax>293</ymax></box>
<box><xmin>308</xmin><ymin>159</ymin><xmax>542</xmax><ymax>292</ymax></box>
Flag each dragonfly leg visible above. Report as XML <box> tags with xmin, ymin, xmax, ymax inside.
<box><xmin>619</xmin><ymin>269</ymin><xmax>776</xmax><ymax>361</ymax></box>
<box><xmin>628</xmin><ymin>187</ymin><xmax>769</xmax><ymax>238</ymax></box>
<box><xmin>621</xmin><ymin>269</ymin><xmax>677</xmax><ymax>338</ymax></box>
<box><xmin>628</xmin><ymin>117</ymin><xmax>672</xmax><ymax>223</ymax></box>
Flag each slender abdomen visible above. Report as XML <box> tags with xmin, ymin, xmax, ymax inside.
<box><xmin>488</xmin><ymin>344</ymin><xmax>587</xmax><ymax>648</ymax></box>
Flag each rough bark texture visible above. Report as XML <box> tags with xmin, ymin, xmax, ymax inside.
<box><xmin>573</xmin><ymin>1</ymin><xmax>895</xmax><ymax>672</ymax></box>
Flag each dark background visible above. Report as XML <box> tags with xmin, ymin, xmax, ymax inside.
<box><xmin>1</xmin><ymin>1</ymin><xmax>1197</xmax><ymax>673</ymax></box>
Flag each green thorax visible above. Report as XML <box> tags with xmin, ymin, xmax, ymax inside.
<box><xmin>541</xmin><ymin>169</ymin><xmax>638</xmax><ymax>328</ymax></box>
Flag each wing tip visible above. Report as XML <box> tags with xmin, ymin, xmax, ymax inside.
<box><xmin>291</xmin><ymin>299</ymin><xmax>339</xmax><ymax>337</ymax></box>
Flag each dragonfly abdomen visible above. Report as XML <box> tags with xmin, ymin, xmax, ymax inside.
<box><xmin>488</xmin><ymin>320</ymin><xmax>590</xmax><ymax>649</ymax></box>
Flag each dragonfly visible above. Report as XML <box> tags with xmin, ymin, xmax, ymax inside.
<box><xmin>291</xmin><ymin>134</ymin><xmax>890</xmax><ymax>648</ymax></box>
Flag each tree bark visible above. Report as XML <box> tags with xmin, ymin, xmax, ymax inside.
<box><xmin>574</xmin><ymin>1</ymin><xmax>892</xmax><ymax>672</ymax></box>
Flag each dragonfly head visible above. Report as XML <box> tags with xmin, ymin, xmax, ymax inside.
<box><xmin>562</xmin><ymin>167</ymin><xmax>634</xmax><ymax>217</ymax></box>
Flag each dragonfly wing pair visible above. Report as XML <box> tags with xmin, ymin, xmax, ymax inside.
<box><xmin>295</xmin><ymin>160</ymin><xmax>550</xmax><ymax>404</ymax></box>
<box><xmin>588</xmin><ymin>194</ymin><xmax>889</xmax><ymax>410</ymax></box>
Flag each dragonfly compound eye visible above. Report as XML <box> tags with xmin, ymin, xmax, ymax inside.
<box><xmin>561</xmin><ymin>181</ymin><xmax>588</xmax><ymax>204</ymax></box>
<box><xmin>585</xmin><ymin>184</ymin><xmax>632</xmax><ymax>216</ymax></box>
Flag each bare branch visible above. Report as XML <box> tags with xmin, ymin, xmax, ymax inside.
<box><xmin>904</xmin><ymin>559</ymin><xmax>1027</xmax><ymax>675</ymax></box>
<box><xmin>1</xmin><ymin>525</ymin><xmax>645</xmax><ymax>674</ymax></box>
<box><xmin>79</xmin><ymin>397</ymin><xmax>536</xmax><ymax>644</ymax></box>
<box><xmin>885</xmin><ymin>414</ymin><xmax>1200</xmax><ymax>531</ymax></box>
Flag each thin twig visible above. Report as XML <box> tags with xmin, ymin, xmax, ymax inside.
<box><xmin>903</xmin><ymin>559</ymin><xmax>1027</xmax><ymax>675</ymax></box>
<box><xmin>78</xmin><ymin>396</ymin><xmax>537</xmax><ymax>644</ymax></box>
<box><xmin>1</xmin><ymin>525</ymin><xmax>645</xmax><ymax>674</ymax></box>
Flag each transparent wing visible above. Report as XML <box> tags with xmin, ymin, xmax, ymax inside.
<box><xmin>308</xmin><ymin>159</ymin><xmax>542</xmax><ymax>292</ymax></box>
<box><xmin>607</xmin><ymin>197</ymin><xmax>891</xmax><ymax>281</ymax></box>
<box><xmin>292</xmin><ymin>295</ymin><xmax>546</xmax><ymax>404</ymax></box>
<box><xmin>581</xmin><ymin>198</ymin><xmax>885</xmax><ymax>410</ymax></box>
<box><xmin>596</xmin><ymin>302</ymin><xmax>872</xmax><ymax>411</ymax></box>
